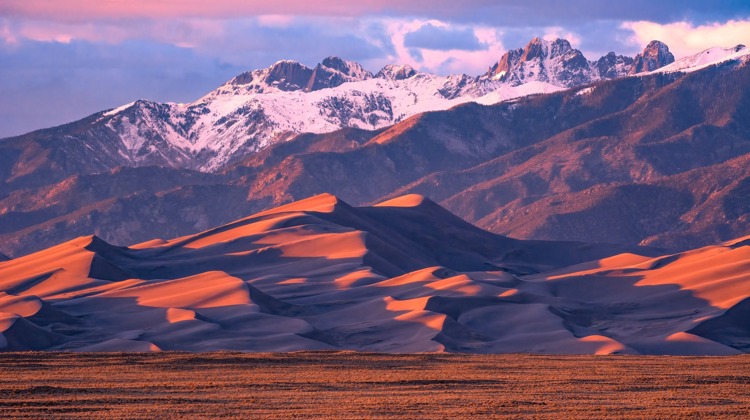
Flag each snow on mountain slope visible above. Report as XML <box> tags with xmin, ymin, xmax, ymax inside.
<box><xmin>474</xmin><ymin>81</ymin><xmax>564</xmax><ymax>105</ymax></box>
<box><xmin>96</xmin><ymin>62</ymin><xmax>554</xmax><ymax>171</ymax></box>
<box><xmin>17</xmin><ymin>39</ymin><xmax>742</xmax><ymax>173</ymax></box>
<box><xmin>650</xmin><ymin>44</ymin><xmax>749</xmax><ymax>74</ymax></box>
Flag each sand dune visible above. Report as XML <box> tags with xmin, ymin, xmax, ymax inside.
<box><xmin>0</xmin><ymin>193</ymin><xmax>747</xmax><ymax>354</ymax></box>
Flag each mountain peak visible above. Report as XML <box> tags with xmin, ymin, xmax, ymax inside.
<box><xmin>594</xmin><ymin>51</ymin><xmax>635</xmax><ymax>79</ymax></box>
<box><xmin>226</xmin><ymin>57</ymin><xmax>373</xmax><ymax>93</ymax></box>
<box><xmin>306</xmin><ymin>57</ymin><xmax>373</xmax><ymax>92</ymax></box>
<box><xmin>319</xmin><ymin>56</ymin><xmax>371</xmax><ymax>78</ymax></box>
<box><xmin>521</xmin><ymin>37</ymin><xmax>549</xmax><ymax>61</ymax></box>
<box><xmin>319</xmin><ymin>56</ymin><xmax>364</xmax><ymax>74</ymax></box>
<box><xmin>645</xmin><ymin>40</ymin><xmax>670</xmax><ymax>50</ymax></box>
<box><xmin>376</xmin><ymin>64</ymin><xmax>417</xmax><ymax>80</ymax></box>
<box><xmin>321</xmin><ymin>56</ymin><xmax>347</xmax><ymax>69</ymax></box>
<box><xmin>629</xmin><ymin>40</ymin><xmax>675</xmax><ymax>74</ymax></box>
<box><xmin>487</xmin><ymin>37</ymin><xmax>591</xmax><ymax>87</ymax></box>
<box><xmin>228</xmin><ymin>59</ymin><xmax>313</xmax><ymax>91</ymax></box>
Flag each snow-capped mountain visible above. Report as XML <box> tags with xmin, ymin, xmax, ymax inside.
<box><xmin>593</xmin><ymin>52</ymin><xmax>635</xmax><ymax>79</ymax></box>
<box><xmin>227</xmin><ymin>56</ymin><xmax>375</xmax><ymax>93</ymax></box>
<box><xmin>376</xmin><ymin>64</ymin><xmax>418</xmax><ymax>80</ymax></box>
<box><xmin>485</xmin><ymin>37</ymin><xmax>595</xmax><ymax>87</ymax></box>
<box><xmin>7</xmin><ymin>38</ymin><xmax>748</xmax><ymax>173</ymax></box>
<box><xmin>94</xmin><ymin>51</ymin><xmax>567</xmax><ymax>171</ymax></box>
<box><xmin>484</xmin><ymin>37</ymin><xmax>674</xmax><ymax>87</ymax></box>
<box><xmin>651</xmin><ymin>44</ymin><xmax>747</xmax><ymax>74</ymax></box>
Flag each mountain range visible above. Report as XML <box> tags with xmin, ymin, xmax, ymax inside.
<box><xmin>1</xmin><ymin>193</ymin><xmax>748</xmax><ymax>354</ymax></box>
<box><xmin>0</xmin><ymin>37</ymin><xmax>679</xmax><ymax>174</ymax></box>
<box><xmin>1</xmin><ymin>38</ymin><xmax>749</xmax><ymax>259</ymax></box>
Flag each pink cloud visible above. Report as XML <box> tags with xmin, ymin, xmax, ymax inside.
<box><xmin>375</xmin><ymin>19</ymin><xmax>504</xmax><ymax>75</ymax></box>
<box><xmin>622</xmin><ymin>19</ymin><xmax>750</xmax><ymax>58</ymax></box>
<box><xmin>3</xmin><ymin>17</ymin><xmax>227</xmax><ymax>49</ymax></box>
<box><xmin>0</xmin><ymin>19</ymin><xmax>16</xmax><ymax>44</ymax></box>
<box><xmin>0</xmin><ymin>0</ymin><xmax>461</xmax><ymax>22</ymax></box>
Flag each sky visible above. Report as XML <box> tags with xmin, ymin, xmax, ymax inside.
<box><xmin>1</xmin><ymin>0</ymin><xmax>749</xmax><ymax>138</ymax></box>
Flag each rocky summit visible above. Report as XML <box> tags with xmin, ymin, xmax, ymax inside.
<box><xmin>629</xmin><ymin>40</ymin><xmax>675</xmax><ymax>74</ymax></box>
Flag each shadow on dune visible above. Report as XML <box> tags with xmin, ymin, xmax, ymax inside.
<box><xmin>1</xmin><ymin>194</ymin><xmax>747</xmax><ymax>354</ymax></box>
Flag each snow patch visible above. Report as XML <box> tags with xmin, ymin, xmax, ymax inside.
<box><xmin>103</xmin><ymin>102</ymin><xmax>136</xmax><ymax>117</ymax></box>
<box><xmin>649</xmin><ymin>45</ymin><xmax>749</xmax><ymax>75</ymax></box>
<box><xmin>575</xmin><ymin>86</ymin><xmax>594</xmax><ymax>96</ymax></box>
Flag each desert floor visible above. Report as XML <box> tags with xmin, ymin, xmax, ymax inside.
<box><xmin>0</xmin><ymin>352</ymin><xmax>748</xmax><ymax>418</ymax></box>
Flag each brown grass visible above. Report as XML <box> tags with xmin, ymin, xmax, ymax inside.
<box><xmin>0</xmin><ymin>352</ymin><xmax>748</xmax><ymax>418</ymax></box>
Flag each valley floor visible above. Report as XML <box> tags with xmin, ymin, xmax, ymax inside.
<box><xmin>0</xmin><ymin>352</ymin><xmax>748</xmax><ymax>418</ymax></box>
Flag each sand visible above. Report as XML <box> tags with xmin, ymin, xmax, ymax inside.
<box><xmin>0</xmin><ymin>193</ymin><xmax>748</xmax><ymax>354</ymax></box>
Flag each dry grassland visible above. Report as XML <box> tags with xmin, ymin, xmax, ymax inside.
<box><xmin>0</xmin><ymin>352</ymin><xmax>748</xmax><ymax>418</ymax></box>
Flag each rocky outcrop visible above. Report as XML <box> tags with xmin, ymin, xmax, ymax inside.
<box><xmin>230</xmin><ymin>57</ymin><xmax>372</xmax><ymax>93</ymax></box>
<box><xmin>231</xmin><ymin>60</ymin><xmax>314</xmax><ymax>91</ymax></box>
<box><xmin>594</xmin><ymin>52</ymin><xmax>635</xmax><ymax>79</ymax></box>
<box><xmin>629</xmin><ymin>40</ymin><xmax>675</xmax><ymax>74</ymax></box>
<box><xmin>376</xmin><ymin>64</ymin><xmax>417</xmax><ymax>80</ymax></box>
<box><xmin>486</xmin><ymin>37</ymin><xmax>594</xmax><ymax>87</ymax></box>
<box><xmin>306</xmin><ymin>57</ymin><xmax>374</xmax><ymax>92</ymax></box>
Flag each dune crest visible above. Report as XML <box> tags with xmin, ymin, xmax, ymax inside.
<box><xmin>0</xmin><ymin>194</ymin><xmax>748</xmax><ymax>354</ymax></box>
<box><xmin>375</xmin><ymin>194</ymin><xmax>429</xmax><ymax>208</ymax></box>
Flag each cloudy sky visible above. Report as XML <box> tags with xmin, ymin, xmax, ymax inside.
<box><xmin>1</xmin><ymin>0</ymin><xmax>749</xmax><ymax>138</ymax></box>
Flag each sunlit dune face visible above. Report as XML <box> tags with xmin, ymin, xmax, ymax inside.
<box><xmin>384</xmin><ymin>296</ymin><xmax>446</xmax><ymax>331</ymax></box>
<box><xmin>531</xmin><ymin>252</ymin><xmax>653</xmax><ymax>280</ymax></box>
<box><xmin>384</xmin><ymin>295</ymin><xmax>430</xmax><ymax>312</ymax></box>
<box><xmin>48</xmin><ymin>279</ymin><xmax>145</xmax><ymax>301</ymax></box>
<box><xmin>263</xmin><ymin>230</ymin><xmax>368</xmax><ymax>259</ymax></box>
<box><xmin>333</xmin><ymin>269</ymin><xmax>384</xmax><ymax>289</ymax></box>
<box><xmin>578</xmin><ymin>335</ymin><xmax>629</xmax><ymax>355</ymax></box>
<box><xmin>0</xmin><ymin>293</ymin><xmax>43</xmax><ymax>318</ymax></box>
<box><xmin>99</xmin><ymin>271</ymin><xmax>253</xmax><ymax>309</ymax></box>
<box><xmin>375</xmin><ymin>194</ymin><xmax>426</xmax><ymax>208</ymax></box>
<box><xmin>373</xmin><ymin>266</ymin><xmax>445</xmax><ymax>287</ymax></box>
<box><xmin>165</xmin><ymin>307</ymin><xmax>197</xmax><ymax>323</ymax></box>
<box><xmin>129</xmin><ymin>238</ymin><xmax>168</xmax><ymax>249</ymax></box>
<box><xmin>633</xmin><ymin>246</ymin><xmax>750</xmax><ymax>308</ymax></box>
<box><xmin>254</xmin><ymin>193</ymin><xmax>341</xmax><ymax>216</ymax></box>
<box><xmin>424</xmin><ymin>274</ymin><xmax>485</xmax><ymax>296</ymax></box>
<box><xmin>174</xmin><ymin>214</ymin><xmax>297</xmax><ymax>249</ymax></box>
<box><xmin>394</xmin><ymin>310</ymin><xmax>446</xmax><ymax>330</ymax></box>
<box><xmin>278</xmin><ymin>277</ymin><xmax>308</xmax><ymax>285</ymax></box>
<box><xmin>666</xmin><ymin>332</ymin><xmax>713</xmax><ymax>343</ymax></box>
<box><xmin>534</xmin><ymin>245</ymin><xmax>750</xmax><ymax>309</ymax></box>
<box><xmin>169</xmin><ymin>209</ymin><xmax>367</xmax><ymax>261</ymax></box>
<box><xmin>0</xmin><ymin>237</ymin><xmax>100</xmax><ymax>298</ymax></box>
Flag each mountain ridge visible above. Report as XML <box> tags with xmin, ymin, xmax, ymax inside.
<box><xmin>3</xmin><ymin>37</ymin><xmax>732</xmax><ymax>175</ymax></box>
